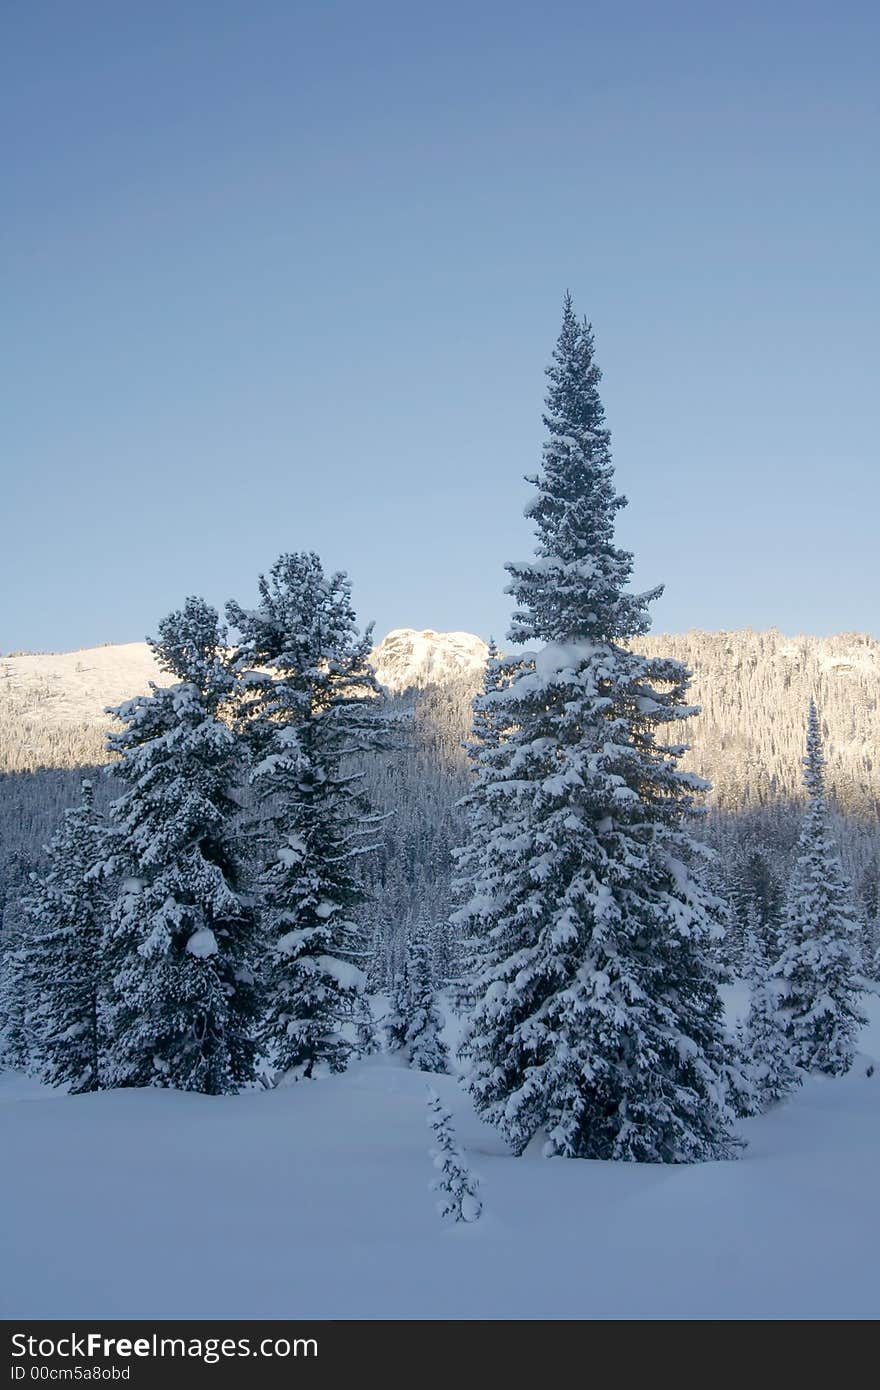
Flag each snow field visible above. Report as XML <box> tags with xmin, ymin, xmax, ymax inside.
<box><xmin>2</xmin><ymin>994</ymin><xmax>879</xmax><ymax>1320</ymax></box>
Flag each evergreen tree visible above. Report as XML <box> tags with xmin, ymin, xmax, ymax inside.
<box><xmin>856</xmin><ymin>862</ymin><xmax>880</xmax><ymax>977</ymax></box>
<box><xmin>775</xmin><ymin>702</ymin><xmax>865</xmax><ymax>1075</ymax></box>
<box><xmin>735</xmin><ymin>915</ymin><xmax>800</xmax><ymax>1114</ymax></box>
<box><xmin>858</xmin><ymin>860</ymin><xmax>880</xmax><ymax>923</ymax></box>
<box><xmin>23</xmin><ymin>779</ymin><xmax>109</xmax><ymax>1092</ymax></box>
<box><xmin>404</xmin><ymin>911</ymin><xmax>449</xmax><ymax>1073</ymax></box>
<box><xmin>452</xmin><ymin>637</ymin><xmax>514</xmax><ymax>1015</ymax></box>
<box><xmin>730</xmin><ymin>842</ymin><xmax>784</xmax><ymax>969</ymax></box>
<box><xmin>0</xmin><ymin>890</ymin><xmax>34</xmax><ymax>1071</ymax></box>
<box><xmin>738</xmin><ymin>970</ymin><xmax>801</xmax><ymax>1113</ymax></box>
<box><xmin>456</xmin><ymin>295</ymin><xmax>737</xmax><ymax>1163</ymax></box>
<box><xmin>227</xmin><ymin>552</ymin><xmax>384</xmax><ymax>1081</ymax></box>
<box><xmin>866</xmin><ymin>918</ymin><xmax>880</xmax><ymax>982</ymax></box>
<box><xmin>104</xmin><ymin>599</ymin><xmax>260</xmax><ymax>1094</ymax></box>
<box><xmin>354</xmin><ymin>991</ymin><xmax>379</xmax><ymax>1056</ymax></box>
<box><xmin>426</xmin><ymin>1086</ymin><xmax>482</xmax><ymax>1223</ymax></box>
<box><xmin>0</xmin><ymin>846</ymin><xmax>41</xmax><ymax>1071</ymax></box>
<box><xmin>740</xmin><ymin>901</ymin><xmax>766</xmax><ymax>987</ymax></box>
<box><xmin>429</xmin><ymin>912</ymin><xmax>457</xmax><ymax>994</ymax></box>
<box><xmin>384</xmin><ymin>946</ymin><xmax>410</xmax><ymax>1053</ymax></box>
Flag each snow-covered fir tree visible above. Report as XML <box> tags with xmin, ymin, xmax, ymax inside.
<box><xmin>740</xmin><ymin>901</ymin><xmax>766</xmax><ymax>987</ymax></box>
<box><xmin>426</xmin><ymin>1086</ymin><xmax>482</xmax><ymax>1223</ymax></box>
<box><xmin>738</xmin><ymin>968</ymin><xmax>801</xmax><ymax>1114</ymax></box>
<box><xmin>456</xmin><ymin>294</ymin><xmax>737</xmax><ymax>1163</ymax></box>
<box><xmin>354</xmin><ymin>991</ymin><xmax>379</xmax><ymax>1056</ymax></box>
<box><xmin>866</xmin><ymin>920</ymin><xmax>880</xmax><ymax>983</ymax></box>
<box><xmin>384</xmin><ymin>926</ymin><xmax>415</xmax><ymax>1055</ymax></box>
<box><xmin>774</xmin><ymin>701</ymin><xmax>865</xmax><ymax>1076</ymax></box>
<box><xmin>404</xmin><ymin>911</ymin><xmax>449</xmax><ymax>1073</ymax></box>
<box><xmin>384</xmin><ymin>948</ymin><xmax>411</xmax><ymax>1054</ymax></box>
<box><xmin>0</xmin><ymin>895</ymin><xmax>33</xmax><ymax>1071</ymax></box>
<box><xmin>732</xmin><ymin>910</ymin><xmax>800</xmax><ymax>1115</ymax></box>
<box><xmin>452</xmin><ymin>636</ymin><xmax>514</xmax><ymax>1016</ymax></box>
<box><xmin>23</xmin><ymin>779</ymin><xmax>109</xmax><ymax>1092</ymax></box>
<box><xmin>729</xmin><ymin>842</ymin><xmax>784</xmax><ymax>971</ymax></box>
<box><xmin>428</xmin><ymin>912</ymin><xmax>457</xmax><ymax>995</ymax></box>
<box><xmin>856</xmin><ymin>863</ymin><xmax>880</xmax><ymax>979</ymax></box>
<box><xmin>227</xmin><ymin>552</ymin><xmax>384</xmax><ymax>1082</ymax></box>
<box><xmin>104</xmin><ymin>599</ymin><xmax>260</xmax><ymax>1094</ymax></box>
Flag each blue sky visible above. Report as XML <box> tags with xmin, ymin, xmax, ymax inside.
<box><xmin>3</xmin><ymin>1</ymin><xmax>877</xmax><ymax>652</ymax></box>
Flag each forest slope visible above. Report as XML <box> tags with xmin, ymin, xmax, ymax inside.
<box><xmin>2</xmin><ymin>628</ymin><xmax>877</xmax><ymax>818</ymax></box>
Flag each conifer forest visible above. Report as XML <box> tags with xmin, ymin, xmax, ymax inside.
<box><xmin>4</xmin><ymin>291</ymin><xmax>879</xmax><ymax>1324</ymax></box>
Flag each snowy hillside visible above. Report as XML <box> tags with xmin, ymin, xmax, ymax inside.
<box><xmin>3</xmin><ymin>628</ymin><xmax>880</xmax><ymax>813</ymax></box>
<box><xmin>1</xmin><ymin>641</ymin><xmax>164</xmax><ymax>725</ymax></box>
<box><xmin>0</xmin><ymin>629</ymin><xmax>488</xmax><ymax>771</ymax></box>
<box><xmin>0</xmin><ymin>643</ymin><xmax>164</xmax><ymax>772</ymax></box>
<box><xmin>3</xmin><ymin>993</ymin><xmax>879</xmax><ymax>1319</ymax></box>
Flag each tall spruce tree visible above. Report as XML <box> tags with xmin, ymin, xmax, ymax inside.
<box><xmin>227</xmin><ymin>552</ymin><xmax>383</xmax><ymax>1082</ymax></box>
<box><xmin>104</xmin><ymin>599</ymin><xmax>260</xmax><ymax>1094</ymax></box>
<box><xmin>456</xmin><ymin>295</ymin><xmax>736</xmax><ymax>1162</ymax></box>
<box><xmin>23</xmin><ymin>779</ymin><xmax>109</xmax><ymax>1092</ymax></box>
<box><xmin>774</xmin><ymin>701</ymin><xmax>865</xmax><ymax>1075</ymax></box>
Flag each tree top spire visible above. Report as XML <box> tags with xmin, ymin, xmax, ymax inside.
<box><xmin>803</xmin><ymin>699</ymin><xmax>826</xmax><ymax>801</ymax></box>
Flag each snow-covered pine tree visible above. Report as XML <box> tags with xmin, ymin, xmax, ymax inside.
<box><xmin>867</xmin><ymin>920</ymin><xmax>880</xmax><ymax>983</ymax></box>
<box><xmin>359</xmin><ymin>903</ymin><xmax>386</xmax><ymax>992</ymax></box>
<box><xmin>384</xmin><ymin>946</ymin><xmax>411</xmax><ymax>1054</ymax></box>
<box><xmin>23</xmin><ymin>779</ymin><xmax>109</xmax><ymax>1092</ymax></box>
<box><xmin>774</xmin><ymin>701</ymin><xmax>865</xmax><ymax>1076</ymax></box>
<box><xmin>737</xmin><ymin>967</ymin><xmax>801</xmax><ymax>1114</ymax></box>
<box><xmin>451</xmin><ymin>637</ymin><xmax>514</xmax><ymax>1016</ymax></box>
<box><xmin>354</xmin><ymin>992</ymin><xmax>379</xmax><ymax>1056</ymax></box>
<box><xmin>405</xmin><ymin>911</ymin><xmax>449</xmax><ymax>1073</ymax></box>
<box><xmin>740</xmin><ymin>901</ymin><xmax>766</xmax><ymax>987</ymax></box>
<box><xmin>731</xmin><ymin>908</ymin><xmax>799</xmax><ymax>1115</ymax></box>
<box><xmin>855</xmin><ymin>863</ymin><xmax>880</xmax><ymax>979</ymax></box>
<box><xmin>426</xmin><ymin>1086</ymin><xmax>482</xmax><ymax>1223</ymax></box>
<box><xmin>428</xmin><ymin>912</ymin><xmax>457</xmax><ymax>995</ymax></box>
<box><xmin>227</xmin><ymin>552</ymin><xmax>384</xmax><ymax>1082</ymax></box>
<box><xmin>456</xmin><ymin>294</ymin><xmax>737</xmax><ymax>1163</ymax></box>
<box><xmin>0</xmin><ymin>893</ymin><xmax>33</xmax><ymax>1071</ymax></box>
<box><xmin>104</xmin><ymin>599</ymin><xmax>260</xmax><ymax>1094</ymax></box>
<box><xmin>729</xmin><ymin>842</ymin><xmax>784</xmax><ymax>971</ymax></box>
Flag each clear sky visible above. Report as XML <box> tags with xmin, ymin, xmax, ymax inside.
<box><xmin>3</xmin><ymin>1</ymin><xmax>877</xmax><ymax>652</ymax></box>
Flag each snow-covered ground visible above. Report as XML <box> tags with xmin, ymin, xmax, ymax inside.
<box><xmin>3</xmin><ymin>995</ymin><xmax>879</xmax><ymax>1320</ymax></box>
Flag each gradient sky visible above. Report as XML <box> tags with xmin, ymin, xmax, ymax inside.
<box><xmin>3</xmin><ymin>1</ymin><xmax>877</xmax><ymax>653</ymax></box>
